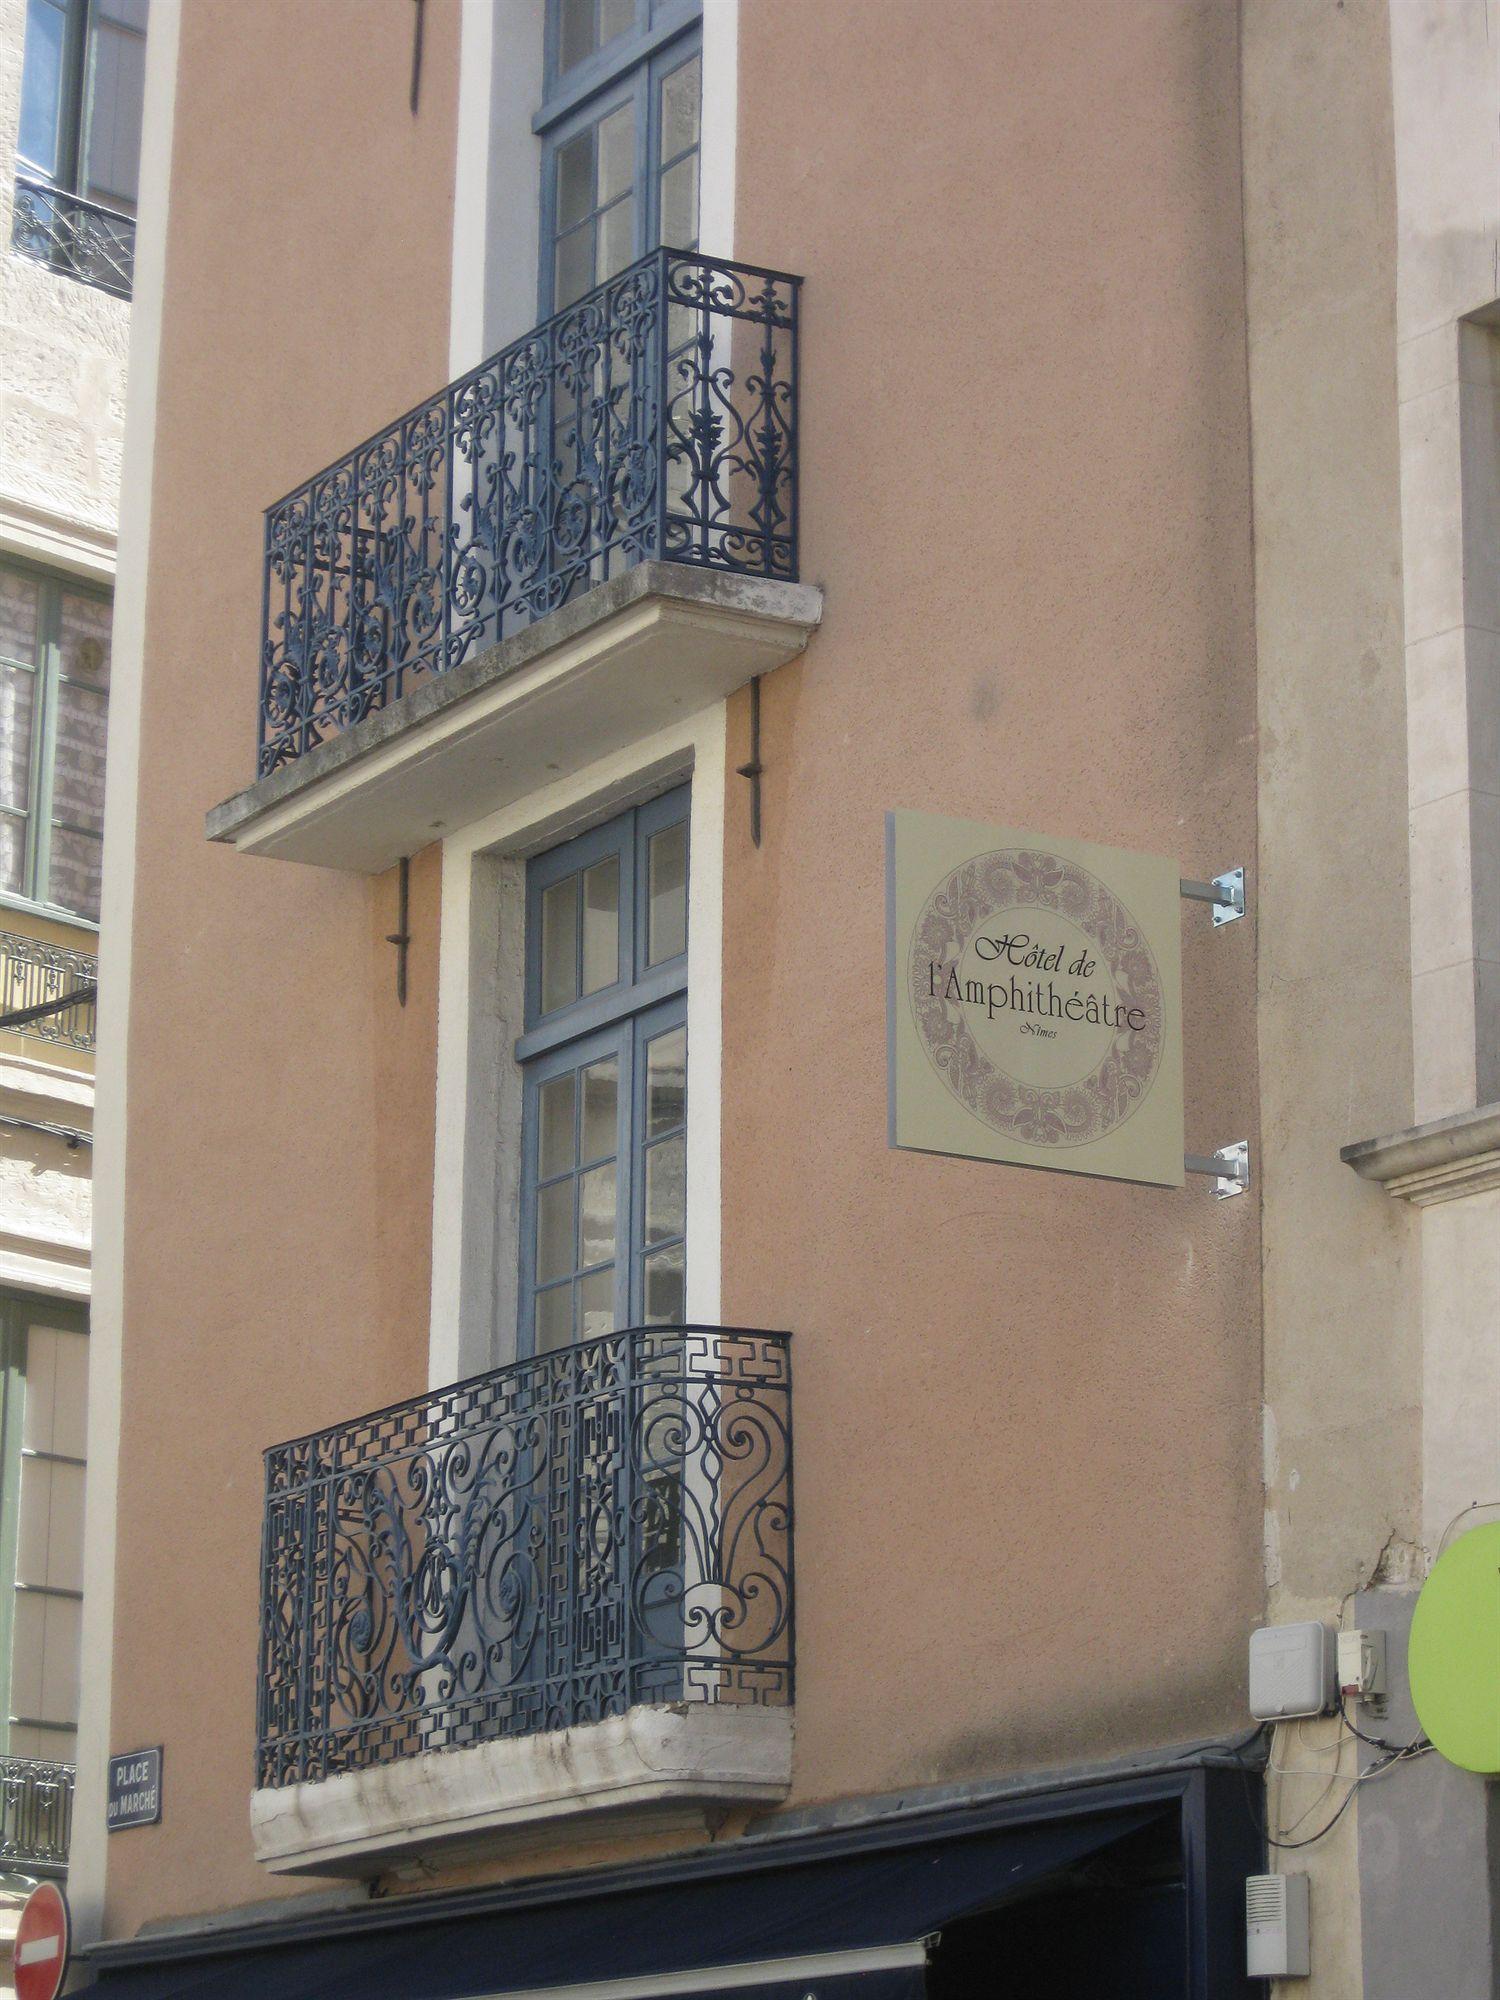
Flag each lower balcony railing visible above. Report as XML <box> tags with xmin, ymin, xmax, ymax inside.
<box><xmin>0</xmin><ymin>931</ymin><xmax>97</xmax><ymax>1052</ymax></box>
<box><xmin>0</xmin><ymin>1757</ymin><xmax>73</xmax><ymax>1874</ymax></box>
<box><xmin>10</xmin><ymin>175</ymin><xmax>135</xmax><ymax>299</ymax></box>
<box><xmin>256</xmin><ymin>1326</ymin><xmax>793</xmax><ymax>1805</ymax></box>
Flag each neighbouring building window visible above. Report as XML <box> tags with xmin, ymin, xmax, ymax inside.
<box><xmin>0</xmin><ymin>561</ymin><xmax>111</xmax><ymax>925</ymax></box>
<box><xmin>12</xmin><ymin>0</ymin><xmax>146</xmax><ymax>297</ymax></box>
<box><xmin>539</xmin><ymin>0</ymin><xmax>701</xmax><ymax>312</ymax></box>
<box><xmin>0</xmin><ymin>1291</ymin><xmax>87</xmax><ymax>1768</ymax></box>
<box><xmin>519</xmin><ymin>787</ymin><xmax>689</xmax><ymax>1352</ymax></box>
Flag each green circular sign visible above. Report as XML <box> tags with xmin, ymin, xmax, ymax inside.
<box><xmin>1409</xmin><ymin>1522</ymin><xmax>1500</xmax><ymax>1773</ymax></box>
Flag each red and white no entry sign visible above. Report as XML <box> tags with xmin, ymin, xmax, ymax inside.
<box><xmin>14</xmin><ymin>1879</ymin><xmax>68</xmax><ymax>2000</ymax></box>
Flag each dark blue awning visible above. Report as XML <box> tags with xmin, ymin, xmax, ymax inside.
<box><xmin>87</xmin><ymin>1804</ymin><xmax>1165</xmax><ymax>2000</ymax></box>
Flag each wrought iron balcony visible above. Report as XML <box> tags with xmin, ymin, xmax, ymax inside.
<box><xmin>0</xmin><ymin>931</ymin><xmax>97</xmax><ymax>1053</ymax></box>
<box><xmin>0</xmin><ymin>1757</ymin><xmax>73</xmax><ymax>1874</ymax></box>
<box><xmin>256</xmin><ymin>1326</ymin><xmax>793</xmax><ymax>1795</ymax></box>
<box><xmin>10</xmin><ymin>176</ymin><xmax>135</xmax><ymax>300</ymax></box>
<box><xmin>258</xmin><ymin>249</ymin><xmax>800</xmax><ymax>779</ymax></box>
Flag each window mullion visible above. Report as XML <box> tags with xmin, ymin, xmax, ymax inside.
<box><xmin>26</xmin><ymin>580</ymin><xmax>62</xmax><ymax>907</ymax></box>
<box><xmin>59</xmin><ymin>0</ymin><xmax>90</xmax><ymax>193</ymax></box>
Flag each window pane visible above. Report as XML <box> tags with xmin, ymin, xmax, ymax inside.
<box><xmin>660</xmin><ymin>53</ymin><xmax>700</xmax><ymax>161</ymax></box>
<box><xmin>541</xmin><ymin>877</ymin><xmax>578</xmax><ymax>1013</ymax></box>
<box><xmin>0</xmin><ymin>814</ymin><xmax>27</xmax><ymax>900</ymax></box>
<box><xmin>555</xmin><ymin>128</ymin><xmax>593</xmax><ymax>232</ymax></box>
<box><xmin>539</xmin><ymin>1073</ymin><xmax>576</xmax><ymax>1179</ymax></box>
<box><xmin>555</xmin><ymin>224</ymin><xmax>595</xmax><ymax>311</ymax></box>
<box><xmin>0</xmin><ymin>567</ymin><xmax>41</xmax><ymax>668</ymax></box>
<box><xmin>537</xmin><ymin>1179</ymin><xmax>574</xmax><ymax>1284</ymax></box>
<box><xmin>59</xmin><ymin>587</ymin><xmax>111</xmax><ymax>688</ymax></box>
<box><xmin>582</xmin><ymin>856</ymin><xmax>619</xmax><ymax>995</ymax></box>
<box><xmin>47</xmin><ymin>825</ymin><xmax>101</xmax><ymax>921</ymax></box>
<box><xmin>18</xmin><ymin>0</ymin><xmax>66</xmax><ymax>178</ymax></box>
<box><xmin>578</xmin><ymin>1265</ymin><xmax>614</xmax><ymax>1340</ymax></box>
<box><xmin>646</xmin><ymin>1026</ymin><xmax>686</xmax><ymax>1137</ymax></box>
<box><xmin>659</xmin><ymin>155</ymin><xmax>698</xmax><ymax>254</ymax></box>
<box><xmin>50</xmin><ymin>680</ymin><xmax>107</xmax><ymax>834</ymax></box>
<box><xmin>599</xmin><ymin>0</ymin><xmax>633</xmax><ymax>49</ymax></box>
<box><xmin>645</xmin><ymin>1135</ymin><xmax>685</xmax><ymax>1245</ymax></box>
<box><xmin>647</xmin><ymin>821</ymin><xmax>687</xmax><ymax>963</ymax></box>
<box><xmin>644</xmin><ymin>1244</ymin><xmax>685</xmax><ymax>1326</ymax></box>
<box><xmin>0</xmin><ymin>668</ymin><xmax>35</xmax><ymax>816</ymax></box>
<box><xmin>83</xmin><ymin>8</ymin><xmax>147</xmax><ymax>211</ymax></box>
<box><xmin>597</xmin><ymin>195</ymin><xmax>636</xmax><ymax>284</ymax></box>
<box><xmin>597</xmin><ymin>102</ymin><xmax>634</xmax><ymax>206</ymax></box>
<box><xmin>578</xmin><ymin>1161</ymin><xmax>616</xmax><ymax>1268</ymax></box>
<box><xmin>558</xmin><ymin>0</ymin><xmax>593</xmax><ymax>72</ymax></box>
<box><xmin>581</xmin><ymin>1057</ymin><xmax>618</xmax><ymax>1165</ymax></box>
<box><xmin>536</xmin><ymin>1283</ymin><xmax>573</xmax><ymax>1354</ymax></box>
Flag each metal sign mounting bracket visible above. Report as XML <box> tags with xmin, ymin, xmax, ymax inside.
<box><xmin>1185</xmin><ymin>1140</ymin><xmax>1250</xmax><ymax>1199</ymax></box>
<box><xmin>1180</xmin><ymin>867</ymin><xmax>1245</xmax><ymax>926</ymax></box>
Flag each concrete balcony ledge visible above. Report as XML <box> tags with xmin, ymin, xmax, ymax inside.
<box><xmin>1342</xmin><ymin>1100</ymin><xmax>1500</xmax><ymax>1205</ymax></box>
<box><xmin>250</xmin><ymin>1704</ymin><xmax>793</xmax><ymax>1877</ymax></box>
<box><xmin>207</xmin><ymin>564</ymin><xmax>823</xmax><ymax>874</ymax></box>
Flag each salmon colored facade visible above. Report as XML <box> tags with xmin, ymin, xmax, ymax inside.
<box><xmin>70</xmin><ymin>3</ymin><xmax>1500</xmax><ymax>1997</ymax></box>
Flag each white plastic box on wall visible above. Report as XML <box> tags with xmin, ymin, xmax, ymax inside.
<box><xmin>1247</xmin><ymin>1874</ymin><xmax>1310</xmax><ymax>1978</ymax></box>
<box><xmin>1249</xmin><ymin>1622</ymin><xmax>1335</xmax><ymax>1720</ymax></box>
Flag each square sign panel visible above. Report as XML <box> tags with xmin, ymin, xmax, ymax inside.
<box><xmin>887</xmin><ymin>811</ymin><xmax>1184</xmax><ymax>1188</ymax></box>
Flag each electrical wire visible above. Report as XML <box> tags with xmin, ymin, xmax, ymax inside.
<box><xmin>1265</xmin><ymin>1732</ymin><xmax>1434</xmax><ymax>1851</ymax></box>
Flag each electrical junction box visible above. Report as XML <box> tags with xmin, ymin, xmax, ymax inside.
<box><xmin>1337</xmin><ymin>1627</ymin><xmax>1387</xmax><ymax>1702</ymax></box>
<box><xmin>1247</xmin><ymin>1874</ymin><xmax>1310</xmax><ymax>1979</ymax></box>
<box><xmin>1249</xmin><ymin>1621</ymin><xmax>1335</xmax><ymax>1721</ymax></box>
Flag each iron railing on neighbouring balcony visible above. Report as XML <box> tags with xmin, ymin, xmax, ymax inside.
<box><xmin>256</xmin><ymin>1325</ymin><xmax>793</xmax><ymax>1790</ymax></box>
<box><xmin>0</xmin><ymin>1757</ymin><xmax>73</xmax><ymax>1873</ymax></box>
<box><xmin>0</xmin><ymin>932</ymin><xmax>97</xmax><ymax>1052</ymax></box>
<box><xmin>258</xmin><ymin>248</ymin><xmax>801</xmax><ymax>778</ymax></box>
<box><xmin>10</xmin><ymin>175</ymin><xmax>135</xmax><ymax>300</ymax></box>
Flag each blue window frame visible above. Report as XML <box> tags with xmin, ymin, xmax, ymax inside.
<box><xmin>518</xmin><ymin>787</ymin><xmax>689</xmax><ymax>1354</ymax></box>
<box><xmin>537</xmin><ymin>0</ymin><xmax>702</xmax><ymax>313</ymax></box>
<box><xmin>18</xmin><ymin>0</ymin><xmax>148</xmax><ymax>213</ymax></box>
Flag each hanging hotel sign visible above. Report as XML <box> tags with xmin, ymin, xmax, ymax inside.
<box><xmin>886</xmin><ymin>811</ymin><xmax>1185</xmax><ymax>1188</ymax></box>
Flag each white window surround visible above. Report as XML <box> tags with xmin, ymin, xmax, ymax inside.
<box><xmin>428</xmin><ymin>704</ymin><xmax>726</xmax><ymax>1388</ymax></box>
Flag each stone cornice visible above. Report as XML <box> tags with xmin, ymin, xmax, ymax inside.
<box><xmin>1342</xmin><ymin>1102</ymin><xmax>1500</xmax><ymax>1205</ymax></box>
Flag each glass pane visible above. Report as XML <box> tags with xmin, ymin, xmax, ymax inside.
<box><xmin>46</xmin><ymin>825</ymin><xmax>101</xmax><ymax>922</ymax></box>
<box><xmin>644</xmin><ymin>1244</ymin><xmax>685</xmax><ymax>1326</ymax></box>
<box><xmin>555</xmin><ymin>127</ymin><xmax>593</xmax><ymax>231</ymax></box>
<box><xmin>659</xmin><ymin>53</ymin><xmax>700</xmax><ymax>160</ymax></box>
<box><xmin>60</xmin><ymin>587</ymin><xmax>111</xmax><ymax>688</ymax></box>
<box><xmin>0</xmin><ymin>813</ymin><xmax>26</xmax><ymax>900</ymax></box>
<box><xmin>537</xmin><ymin>1178</ymin><xmax>574</xmax><ymax>1284</ymax></box>
<box><xmin>581</xmin><ymin>1057</ymin><xmax>618</xmax><ymax>1165</ymax></box>
<box><xmin>541</xmin><ymin>877</ymin><xmax>578</xmax><ymax>1013</ymax></box>
<box><xmin>50</xmin><ymin>680</ymin><xmax>108</xmax><ymax>833</ymax></box>
<box><xmin>539</xmin><ymin>1072</ymin><xmax>576</xmax><ymax>1179</ymax></box>
<box><xmin>581</xmin><ymin>855</ymin><xmax>620</xmax><ymax>995</ymax></box>
<box><xmin>646</xmin><ymin>1026</ymin><xmax>686</xmax><ymax>1137</ymax></box>
<box><xmin>645</xmin><ymin>1135</ymin><xmax>685</xmax><ymax>1245</ymax></box>
<box><xmin>597</xmin><ymin>101</ymin><xmax>634</xmax><ymax>206</ymax></box>
<box><xmin>578</xmin><ymin>1162</ymin><xmax>616</xmax><ymax>1269</ymax></box>
<box><xmin>647</xmin><ymin>821</ymin><xmax>687</xmax><ymax>963</ymax></box>
<box><xmin>599</xmin><ymin>0</ymin><xmax>633</xmax><ymax>49</ymax></box>
<box><xmin>558</xmin><ymin>0</ymin><xmax>593</xmax><ymax>72</ymax></box>
<box><xmin>0</xmin><ymin>666</ymin><xmax>35</xmax><ymax>815</ymax></box>
<box><xmin>0</xmin><ymin>567</ymin><xmax>40</xmax><ymax>668</ymax></box>
<box><xmin>18</xmin><ymin>0</ymin><xmax>66</xmax><ymax>178</ymax></box>
<box><xmin>83</xmin><ymin>12</ymin><xmax>147</xmax><ymax>211</ymax></box>
<box><xmin>536</xmin><ymin>1283</ymin><xmax>573</xmax><ymax>1354</ymax></box>
<box><xmin>597</xmin><ymin>194</ymin><xmax>636</xmax><ymax>284</ymax></box>
<box><xmin>554</xmin><ymin>224</ymin><xmax>595</xmax><ymax>312</ymax></box>
<box><xmin>659</xmin><ymin>155</ymin><xmax>698</xmax><ymax>254</ymax></box>
<box><xmin>578</xmin><ymin>1265</ymin><xmax>614</xmax><ymax>1340</ymax></box>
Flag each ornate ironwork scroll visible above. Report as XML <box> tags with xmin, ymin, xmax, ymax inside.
<box><xmin>10</xmin><ymin>177</ymin><xmax>134</xmax><ymax>300</ymax></box>
<box><xmin>258</xmin><ymin>250</ymin><xmax>800</xmax><ymax>777</ymax></box>
<box><xmin>256</xmin><ymin>1326</ymin><xmax>793</xmax><ymax>1789</ymax></box>
<box><xmin>0</xmin><ymin>1758</ymin><xmax>73</xmax><ymax>1873</ymax></box>
<box><xmin>0</xmin><ymin>932</ymin><xmax>97</xmax><ymax>1052</ymax></box>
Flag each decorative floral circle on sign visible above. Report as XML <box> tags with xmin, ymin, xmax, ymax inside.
<box><xmin>909</xmin><ymin>848</ymin><xmax>1164</xmax><ymax>1148</ymax></box>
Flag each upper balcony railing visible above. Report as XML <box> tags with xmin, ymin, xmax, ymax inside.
<box><xmin>256</xmin><ymin>1326</ymin><xmax>793</xmax><ymax>1791</ymax></box>
<box><xmin>0</xmin><ymin>931</ymin><xmax>97</xmax><ymax>1052</ymax></box>
<box><xmin>0</xmin><ymin>1757</ymin><xmax>73</xmax><ymax>1874</ymax></box>
<box><xmin>258</xmin><ymin>249</ymin><xmax>801</xmax><ymax>779</ymax></box>
<box><xmin>10</xmin><ymin>175</ymin><xmax>135</xmax><ymax>300</ymax></box>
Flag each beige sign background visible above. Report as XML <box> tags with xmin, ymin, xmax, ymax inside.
<box><xmin>886</xmin><ymin>811</ymin><xmax>1185</xmax><ymax>1187</ymax></box>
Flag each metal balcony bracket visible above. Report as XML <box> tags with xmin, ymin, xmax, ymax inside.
<box><xmin>735</xmin><ymin>675</ymin><xmax>764</xmax><ymax>848</ymax></box>
<box><xmin>385</xmin><ymin>856</ymin><xmax>411</xmax><ymax>1006</ymax></box>
<box><xmin>1180</xmin><ymin>867</ymin><xmax>1246</xmax><ymax>926</ymax></box>
<box><xmin>1185</xmin><ymin>1140</ymin><xmax>1250</xmax><ymax>1199</ymax></box>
